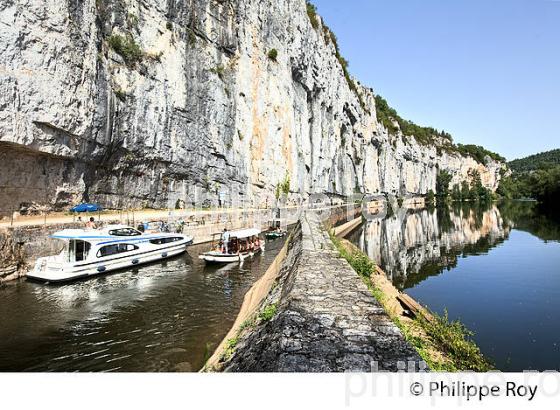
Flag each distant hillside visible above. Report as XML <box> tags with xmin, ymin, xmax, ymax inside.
<box><xmin>498</xmin><ymin>148</ymin><xmax>560</xmax><ymax>205</ymax></box>
<box><xmin>509</xmin><ymin>149</ymin><xmax>560</xmax><ymax>173</ymax></box>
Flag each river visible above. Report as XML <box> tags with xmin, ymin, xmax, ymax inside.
<box><xmin>0</xmin><ymin>236</ymin><xmax>288</xmax><ymax>372</ymax></box>
<box><xmin>347</xmin><ymin>201</ymin><xmax>560</xmax><ymax>371</ymax></box>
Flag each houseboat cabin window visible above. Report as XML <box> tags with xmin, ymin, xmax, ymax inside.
<box><xmin>97</xmin><ymin>243</ymin><xmax>139</xmax><ymax>258</ymax></box>
<box><xmin>149</xmin><ymin>237</ymin><xmax>183</xmax><ymax>245</ymax></box>
<box><xmin>68</xmin><ymin>240</ymin><xmax>91</xmax><ymax>262</ymax></box>
<box><xmin>108</xmin><ymin>228</ymin><xmax>142</xmax><ymax>237</ymax></box>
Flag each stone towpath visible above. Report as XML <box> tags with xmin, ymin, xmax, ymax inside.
<box><xmin>225</xmin><ymin>211</ymin><xmax>424</xmax><ymax>372</ymax></box>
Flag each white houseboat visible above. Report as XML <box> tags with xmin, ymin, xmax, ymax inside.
<box><xmin>27</xmin><ymin>225</ymin><xmax>194</xmax><ymax>283</ymax></box>
<box><xmin>198</xmin><ymin>228</ymin><xmax>264</xmax><ymax>264</ymax></box>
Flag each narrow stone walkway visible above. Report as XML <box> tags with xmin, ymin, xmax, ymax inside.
<box><xmin>225</xmin><ymin>211</ymin><xmax>423</xmax><ymax>372</ymax></box>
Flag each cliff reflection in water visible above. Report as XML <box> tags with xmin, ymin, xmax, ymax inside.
<box><xmin>348</xmin><ymin>201</ymin><xmax>560</xmax><ymax>371</ymax></box>
<box><xmin>348</xmin><ymin>203</ymin><xmax>511</xmax><ymax>290</ymax></box>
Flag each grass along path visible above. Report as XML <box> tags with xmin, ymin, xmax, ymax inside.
<box><xmin>329</xmin><ymin>231</ymin><xmax>493</xmax><ymax>372</ymax></box>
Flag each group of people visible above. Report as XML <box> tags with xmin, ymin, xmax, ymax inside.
<box><xmin>216</xmin><ymin>228</ymin><xmax>261</xmax><ymax>255</ymax></box>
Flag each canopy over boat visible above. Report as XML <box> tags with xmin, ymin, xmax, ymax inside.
<box><xmin>51</xmin><ymin>225</ymin><xmax>147</xmax><ymax>241</ymax></box>
<box><xmin>227</xmin><ymin>228</ymin><xmax>261</xmax><ymax>239</ymax></box>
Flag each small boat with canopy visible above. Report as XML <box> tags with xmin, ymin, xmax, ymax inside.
<box><xmin>198</xmin><ymin>228</ymin><xmax>264</xmax><ymax>264</ymax></box>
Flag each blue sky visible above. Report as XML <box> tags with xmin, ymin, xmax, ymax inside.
<box><xmin>312</xmin><ymin>0</ymin><xmax>559</xmax><ymax>160</ymax></box>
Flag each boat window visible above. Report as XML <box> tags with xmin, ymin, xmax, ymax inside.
<box><xmin>68</xmin><ymin>240</ymin><xmax>91</xmax><ymax>262</ymax></box>
<box><xmin>97</xmin><ymin>243</ymin><xmax>139</xmax><ymax>258</ymax></box>
<box><xmin>149</xmin><ymin>237</ymin><xmax>183</xmax><ymax>245</ymax></box>
<box><xmin>108</xmin><ymin>228</ymin><xmax>142</xmax><ymax>237</ymax></box>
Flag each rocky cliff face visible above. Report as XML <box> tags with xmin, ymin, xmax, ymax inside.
<box><xmin>0</xmin><ymin>0</ymin><xmax>505</xmax><ymax>213</ymax></box>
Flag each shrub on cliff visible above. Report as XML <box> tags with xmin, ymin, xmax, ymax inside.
<box><xmin>267</xmin><ymin>49</ymin><xmax>278</xmax><ymax>62</ymax></box>
<box><xmin>306</xmin><ymin>1</ymin><xmax>319</xmax><ymax>29</ymax></box>
<box><xmin>457</xmin><ymin>144</ymin><xmax>506</xmax><ymax>163</ymax></box>
<box><xmin>108</xmin><ymin>34</ymin><xmax>144</xmax><ymax>66</ymax></box>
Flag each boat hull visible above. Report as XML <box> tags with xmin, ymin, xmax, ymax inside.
<box><xmin>27</xmin><ymin>241</ymin><xmax>192</xmax><ymax>283</ymax></box>
<box><xmin>265</xmin><ymin>232</ymin><xmax>286</xmax><ymax>239</ymax></box>
<box><xmin>198</xmin><ymin>248</ymin><xmax>262</xmax><ymax>264</ymax></box>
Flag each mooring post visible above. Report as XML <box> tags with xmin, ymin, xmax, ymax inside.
<box><xmin>10</xmin><ymin>210</ymin><xmax>14</xmax><ymax>227</ymax></box>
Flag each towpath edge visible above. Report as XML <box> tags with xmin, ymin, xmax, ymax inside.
<box><xmin>204</xmin><ymin>211</ymin><xmax>423</xmax><ymax>372</ymax></box>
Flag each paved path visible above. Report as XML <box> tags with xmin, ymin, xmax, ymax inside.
<box><xmin>0</xmin><ymin>204</ymin><xmax>354</xmax><ymax>229</ymax></box>
<box><xmin>224</xmin><ymin>211</ymin><xmax>423</xmax><ymax>372</ymax></box>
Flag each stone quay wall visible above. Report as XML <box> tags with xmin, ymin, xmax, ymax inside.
<box><xmin>210</xmin><ymin>211</ymin><xmax>423</xmax><ymax>372</ymax></box>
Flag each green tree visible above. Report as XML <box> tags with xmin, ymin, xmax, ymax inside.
<box><xmin>461</xmin><ymin>180</ymin><xmax>470</xmax><ymax>201</ymax></box>
<box><xmin>436</xmin><ymin>170</ymin><xmax>453</xmax><ymax>199</ymax></box>
<box><xmin>451</xmin><ymin>184</ymin><xmax>461</xmax><ymax>201</ymax></box>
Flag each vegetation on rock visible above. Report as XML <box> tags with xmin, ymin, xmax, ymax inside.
<box><xmin>306</xmin><ymin>1</ymin><xmax>320</xmax><ymax>29</ymax></box>
<box><xmin>258</xmin><ymin>303</ymin><xmax>278</xmax><ymax>322</ymax></box>
<box><xmin>275</xmin><ymin>173</ymin><xmax>291</xmax><ymax>200</ymax></box>
<box><xmin>329</xmin><ymin>232</ymin><xmax>493</xmax><ymax>371</ymax></box>
<box><xmin>374</xmin><ymin>95</ymin><xmax>506</xmax><ymax>166</ymax></box>
<box><xmin>107</xmin><ymin>34</ymin><xmax>144</xmax><ymax>66</ymax></box>
<box><xmin>306</xmin><ymin>1</ymin><xmax>367</xmax><ymax>112</ymax></box>
<box><xmin>456</xmin><ymin>144</ymin><xmax>506</xmax><ymax>163</ymax></box>
<box><xmin>267</xmin><ymin>49</ymin><xmax>278</xmax><ymax>62</ymax></box>
<box><xmin>438</xmin><ymin>169</ymin><xmax>494</xmax><ymax>203</ymax></box>
<box><xmin>210</xmin><ymin>64</ymin><xmax>225</xmax><ymax>80</ymax></box>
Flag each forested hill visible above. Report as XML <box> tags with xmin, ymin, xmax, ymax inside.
<box><xmin>509</xmin><ymin>149</ymin><xmax>560</xmax><ymax>173</ymax></box>
<box><xmin>498</xmin><ymin>148</ymin><xmax>560</xmax><ymax>205</ymax></box>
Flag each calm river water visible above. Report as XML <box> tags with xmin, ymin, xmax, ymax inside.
<box><xmin>0</xmin><ymin>236</ymin><xmax>288</xmax><ymax>372</ymax></box>
<box><xmin>347</xmin><ymin>201</ymin><xmax>560</xmax><ymax>371</ymax></box>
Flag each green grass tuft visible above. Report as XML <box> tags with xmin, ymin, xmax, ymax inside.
<box><xmin>259</xmin><ymin>303</ymin><xmax>278</xmax><ymax>322</ymax></box>
<box><xmin>221</xmin><ymin>337</ymin><xmax>239</xmax><ymax>361</ymax></box>
<box><xmin>329</xmin><ymin>231</ymin><xmax>493</xmax><ymax>371</ymax></box>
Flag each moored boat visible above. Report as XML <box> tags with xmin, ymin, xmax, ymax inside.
<box><xmin>27</xmin><ymin>225</ymin><xmax>194</xmax><ymax>283</ymax></box>
<box><xmin>199</xmin><ymin>228</ymin><xmax>264</xmax><ymax>264</ymax></box>
<box><xmin>265</xmin><ymin>230</ymin><xmax>287</xmax><ymax>239</ymax></box>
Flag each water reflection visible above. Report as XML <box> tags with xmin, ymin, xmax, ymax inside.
<box><xmin>348</xmin><ymin>201</ymin><xmax>560</xmax><ymax>371</ymax></box>
<box><xmin>0</xmin><ymin>237</ymin><xmax>288</xmax><ymax>372</ymax></box>
<box><xmin>348</xmin><ymin>203</ymin><xmax>511</xmax><ymax>289</ymax></box>
<box><xmin>498</xmin><ymin>201</ymin><xmax>560</xmax><ymax>243</ymax></box>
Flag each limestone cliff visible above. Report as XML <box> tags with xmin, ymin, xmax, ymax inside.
<box><xmin>0</xmin><ymin>0</ymin><xmax>505</xmax><ymax>213</ymax></box>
